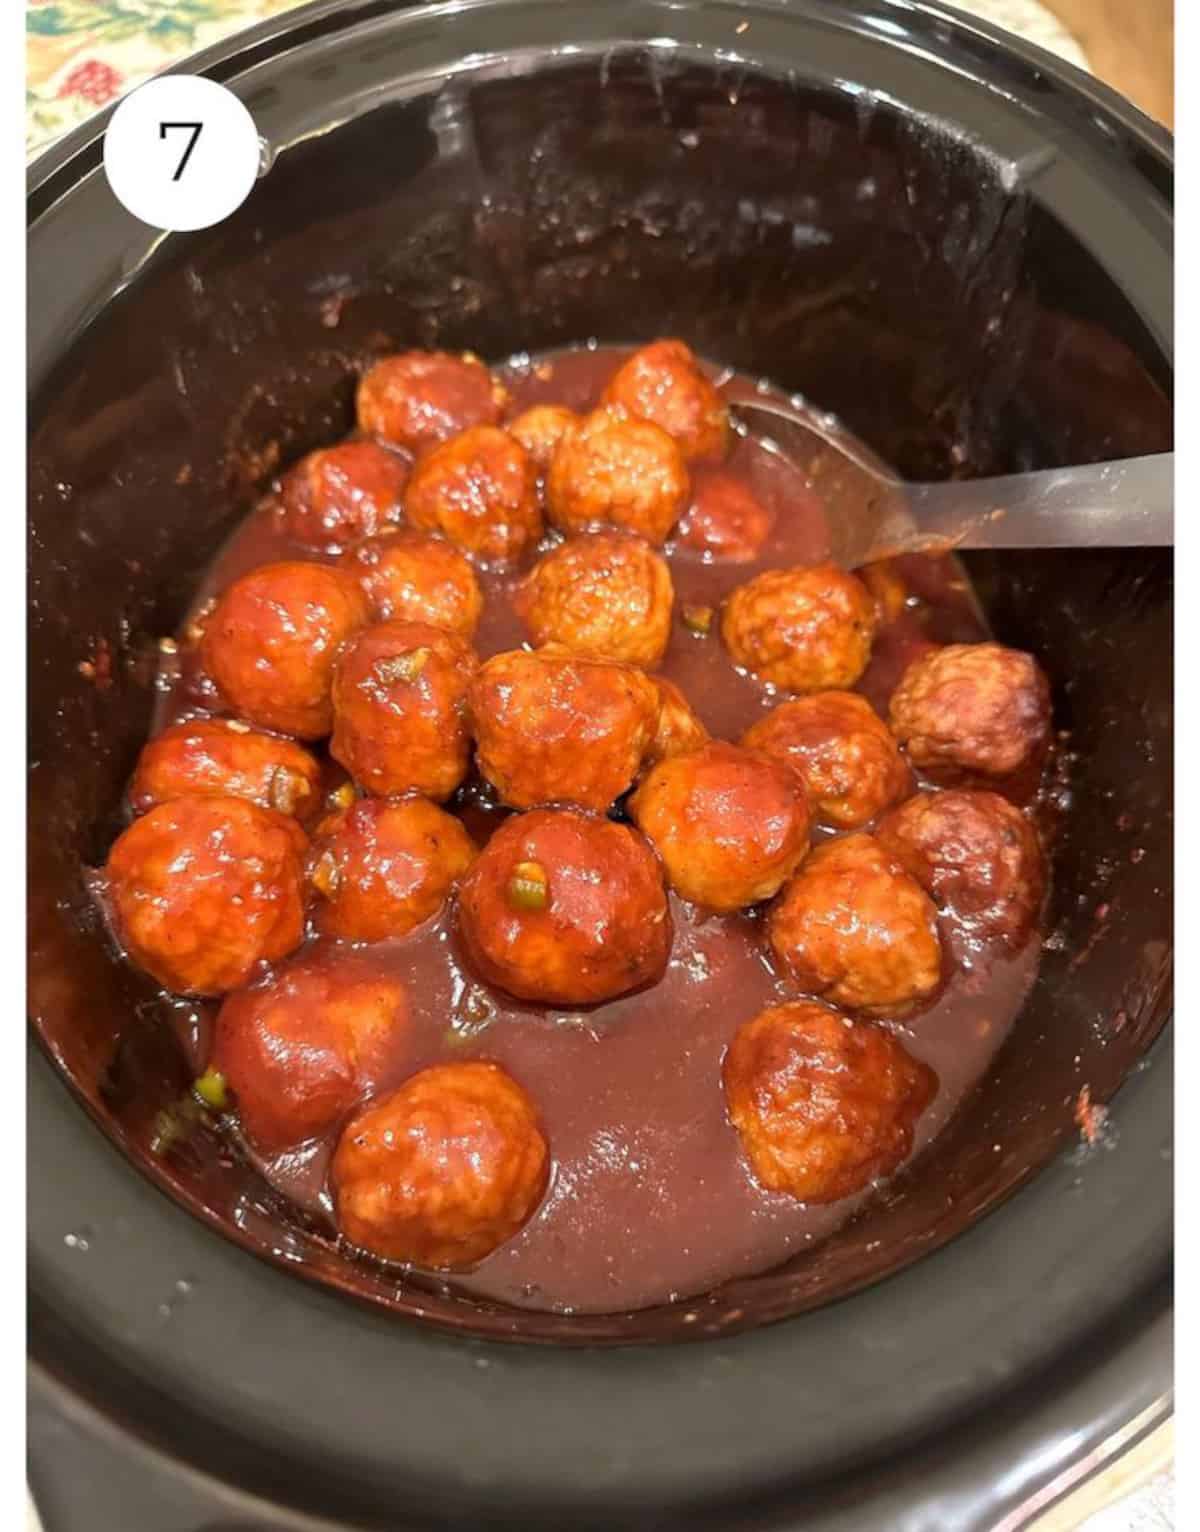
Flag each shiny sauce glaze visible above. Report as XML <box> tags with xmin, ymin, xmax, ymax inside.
<box><xmin>148</xmin><ymin>346</ymin><xmax>1043</xmax><ymax>1314</ymax></box>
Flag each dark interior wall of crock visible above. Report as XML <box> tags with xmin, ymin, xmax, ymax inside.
<box><xmin>28</xmin><ymin>58</ymin><xmax>1171</xmax><ymax>1332</ymax></box>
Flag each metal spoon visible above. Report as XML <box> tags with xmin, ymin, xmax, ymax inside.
<box><xmin>720</xmin><ymin>378</ymin><xmax>1173</xmax><ymax>569</ymax></box>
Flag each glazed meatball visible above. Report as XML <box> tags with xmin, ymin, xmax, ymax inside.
<box><xmin>889</xmin><ymin>642</ymin><xmax>1052</xmax><ymax>778</ymax></box>
<box><xmin>545</xmin><ymin>406</ymin><xmax>690</xmax><ymax>545</ymax></box>
<box><xmin>676</xmin><ymin>467</ymin><xmax>773</xmax><ymax>562</ymax></box>
<box><xmin>213</xmin><ymin>956</ymin><xmax>408</xmax><ymax>1151</ymax></box>
<box><xmin>129</xmin><ymin>718</ymin><xmax>323</xmax><ymax>824</ymax></box>
<box><xmin>356</xmin><ymin>350</ymin><xmax>506</xmax><ymax>453</ymax></box>
<box><xmin>507</xmin><ymin>404</ymin><xmax>579</xmax><ymax>471</ymax></box>
<box><xmin>601</xmin><ymin>339</ymin><xmax>730</xmax><ymax>462</ymax></box>
<box><xmin>629</xmin><ymin>741</ymin><xmax>810</xmax><ymax>912</ymax></box>
<box><xmin>469</xmin><ymin>646</ymin><xmax>660</xmax><ymax>811</ymax></box>
<box><xmin>309</xmin><ymin>796</ymin><xmax>476</xmax><ymax>943</ymax></box>
<box><xmin>876</xmin><ymin>790</ymin><xmax>1045</xmax><ymax>946</ymax></box>
<box><xmin>104</xmin><ymin>796</ymin><xmax>306</xmax><ymax>996</ymax></box>
<box><xmin>332</xmin><ymin>1061</ymin><xmax>549</xmax><ymax>1268</ymax></box>
<box><xmin>404</xmin><ymin>425</ymin><xmax>541</xmax><ymax>566</ymax></box>
<box><xmin>340</xmin><ymin>528</ymin><xmax>483</xmax><ymax>635</ymax></box>
<box><xmin>723</xmin><ymin>1001</ymin><xmax>937</xmax><ymax>1202</ymax></box>
<box><xmin>741</xmin><ymin>692</ymin><xmax>911</xmax><ymax>830</ymax></box>
<box><xmin>275</xmin><ymin>440</ymin><xmax>407</xmax><ymax>552</ymax></box>
<box><xmin>645</xmin><ymin>676</ymin><xmax>710</xmax><ymax>766</ymax></box>
<box><xmin>457</xmin><ymin>808</ymin><xmax>671</xmax><ymax>1004</ymax></box>
<box><xmin>721</xmin><ymin>563</ymin><xmax>878</xmax><ymax>693</ymax></box>
<box><xmin>202</xmin><ymin>561</ymin><xmax>369</xmax><ymax>739</ymax></box>
<box><xmin>767</xmin><ymin>833</ymin><xmax>942</xmax><ymax>1013</ymax></box>
<box><xmin>515</xmin><ymin>532</ymin><xmax>674</xmax><ymax>667</ymax></box>
<box><xmin>331</xmin><ymin>621</ymin><xmax>476</xmax><ymax>800</ymax></box>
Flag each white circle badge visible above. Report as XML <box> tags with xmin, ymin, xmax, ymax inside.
<box><xmin>103</xmin><ymin>75</ymin><xmax>261</xmax><ymax>232</ymax></box>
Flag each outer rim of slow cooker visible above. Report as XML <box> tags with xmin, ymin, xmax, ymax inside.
<box><xmin>25</xmin><ymin>0</ymin><xmax>1175</xmax><ymax>205</ymax></box>
<box><xmin>27</xmin><ymin>2</ymin><xmax>1174</xmax><ymax>1528</ymax></box>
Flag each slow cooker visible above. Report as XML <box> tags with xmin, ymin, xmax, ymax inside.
<box><xmin>28</xmin><ymin>1</ymin><xmax>1172</xmax><ymax>1527</ymax></box>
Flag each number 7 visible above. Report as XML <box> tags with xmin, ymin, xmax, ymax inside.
<box><xmin>159</xmin><ymin>121</ymin><xmax>203</xmax><ymax>181</ymax></box>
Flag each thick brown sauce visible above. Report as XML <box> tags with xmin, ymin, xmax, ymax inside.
<box><xmin>150</xmin><ymin>347</ymin><xmax>1041</xmax><ymax>1315</ymax></box>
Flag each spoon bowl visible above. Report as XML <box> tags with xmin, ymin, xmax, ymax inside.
<box><xmin>721</xmin><ymin>378</ymin><xmax>1174</xmax><ymax>568</ymax></box>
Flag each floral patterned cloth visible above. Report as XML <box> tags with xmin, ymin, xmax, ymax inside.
<box><xmin>26</xmin><ymin>0</ymin><xmax>302</xmax><ymax>152</ymax></box>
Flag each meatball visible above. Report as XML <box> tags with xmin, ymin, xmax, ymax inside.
<box><xmin>515</xmin><ymin>532</ymin><xmax>674</xmax><ymax>667</ymax></box>
<box><xmin>507</xmin><ymin>404</ymin><xmax>579</xmax><ymax>471</ymax></box>
<box><xmin>457</xmin><ymin>808</ymin><xmax>671</xmax><ymax>1004</ymax></box>
<box><xmin>601</xmin><ymin>339</ymin><xmax>730</xmax><ymax>462</ymax></box>
<box><xmin>104</xmin><ymin>796</ymin><xmax>306</xmax><ymax>995</ymax></box>
<box><xmin>331</xmin><ymin>621</ymin><xmax>476</xmax><ymax>800</ymax></box>
<box><xmin>741</xmin><ymin>692</ymin><xmax>911</xmax><ymax>830</ymax></box>
<box><xmin>404</xmin><ymin>425</ymin><xmax>541</xmax><ymax>566</ymax></box>
<box><xmin>332</xmin><ymin>1061</ymin><xmax>549</xmax><ymax>1269</ymax></box>
<box><xmin>129</xmin><ymin>718</ymin><xmax>323</xmax><ymax>824</ymax></box>
<box><xmin>202</xmin><ymin>561</ymin><xmax>369</xmax><ymax>739</ymax></box>
<box><xmin>645</xmin><ymin>676</ymin><xmax>709</xmax><ymax>766</ymax></box>
<box><xmin>876</xmin><ymin>789</ymin><xmax>1045</xmax><ymax>946</ymax></box>
<box><xmin>469</xmin><ymin>646</ymin><xmax>660</xmax><ymax>811</ymax></box>
<box><xmin>340</xmin><ymin>528</ymin><xmax>483</xmax><ymax>635</ymax></box>
<box><xmin>721</xmin><ymin>563</ymin><xmax>878</xmax><ymax>693</ymax></box>
<box><xmin>545</xmin><ymin>406</ymin><xmax>690</xmax><ymax>545</ymax></box>
<box><xmin>723</xmin><ymin>1001</ymin><xmax>937</xmax><ymax>1202</ymax></box>
<box><xmin>275</xmin><ymin>440</ymin><xmax>407</xmax><ymax>553</ymax></box>
<box><xmin>767</xmin><ymin>833</ymin><xmax>942</xmax><ymax>1013</ymax></box>
<box><xmin>212</xmin><ymin>956</ymin><xmax>408</xmax><ymax>1152</ymax></box>
<box><xmin>356</xmin><ymin>350</ymin><xmax>506</xmax><ymax>453</ymax></box>
<box><xmin>629</xmin><ymin>741</ymin><xmax>810</xmax><ymax>912</ymax></box>
<box><xmin>676</xmin><ymin>467</ymin><xmax>773</xmax><ymax>562</ymax></box>
<box><xmin>309</xmin><ymin>796</ymin><xmax>476</xmax><ymax>943</ymax></box>
<box><xmin>888</xmin><ymin>642</ymin><xmax>1052</xmax><ymax>778</ymax></box>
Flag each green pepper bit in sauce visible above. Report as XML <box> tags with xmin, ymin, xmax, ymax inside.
<box><xmin>149</xmin><ymin>1093</ymin><xmax>205</xmax><ymax>1156</ymax></box>
<box><xmin>193</xmin><ymin>1068</ymin><xmax>228</xmax><ymax>1112</ymax></box>
<box><xmin>507</xmin><ymin>860</ymin><xmax>550</xmax><ymax>912</ymax></box>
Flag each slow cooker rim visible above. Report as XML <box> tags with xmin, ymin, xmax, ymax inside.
<box><xmin>29</xmin><ymin>1028</ymin><xmax>1173</xmax><ymax>1529</ymax></box>
<box><xmin>25</xmin><ymin>0</ymin><xmax>1174</xmax><ymax>210</ymax></box>
<box><xmin>26</xmin><ymin>1286</ymin><xmax>1177</xmax><ymax>1532</ymax></box>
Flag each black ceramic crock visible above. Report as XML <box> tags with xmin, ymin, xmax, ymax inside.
<box><xmin>27</xmin><ymin>1</ymin><xmax>1172</xmax><ymax>1527</ymax></box>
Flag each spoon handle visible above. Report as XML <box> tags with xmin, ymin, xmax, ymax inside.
<box><xmin>908</xmin><ymin>454</ymin><xmax>1174</xmax><ymax>551</ymax></box>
